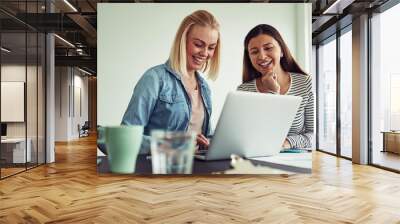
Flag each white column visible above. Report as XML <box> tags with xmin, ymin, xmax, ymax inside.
<box><xmin>45</xmin><ymin>0</ymin><xmax>55</xmax><ymax>163</ymax></box>
<box><xmin>55</xmin><ymin>67</ymin><xmax>74</xmax><ymax>141</ymax></box>
<box><xmin>352</xmin><ymin>14</ymin><xmax>369</xmax><ymax>164</ymax></box>
<box><xmin>46</xmin><ymin>33</ymin><xmax>55</xmax><ymax>163</ymax></box>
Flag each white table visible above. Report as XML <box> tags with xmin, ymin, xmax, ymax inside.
<box><xmin>250</xmin><ymin>152</ymin><xmax>312</xmax><ymax>169</ymax></box>
<box><xmin>1</xmin><ymin>138</ymin><xmax>31</xmax><ymax>163</ymax></box>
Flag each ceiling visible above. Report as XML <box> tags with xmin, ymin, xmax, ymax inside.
<box><xmin>0</xmin><ymin>0</ymin><xmax>393</xmax><ymax>75</ymax></box>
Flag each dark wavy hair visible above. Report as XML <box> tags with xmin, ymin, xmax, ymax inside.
<box><xmin>242</xmin><ymin>24</ymin><xmax>307</xmax><ymax>83</ymax></box>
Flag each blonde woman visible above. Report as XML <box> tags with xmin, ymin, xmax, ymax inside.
<box><xmin>122</xmin><ymin>10</ymin><xmax>221</xmax><ymax>153</ymax></box>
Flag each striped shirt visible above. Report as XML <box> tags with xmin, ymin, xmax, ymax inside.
<box><xmin>237</xmin><ymin>73</ymin><xmax>314</xmax><ymax>148</ymax></box>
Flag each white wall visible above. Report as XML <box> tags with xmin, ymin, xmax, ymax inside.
<box><xmin>73</xmin><ymin>73</ymin><xmax>89</xmax><ymax>137</ymax></box>
<box><xmin>296</xmin><ymin>4</ymin><xmax>312</xmax><ymax>74</ymax></box>
<box><xmin>1</xmin><ymin>65</ymin><xmax>26</xmax><ymax>140</ymax></box>
<box><xmin>1</xmin><ymin>65</ymin><xmax>39</xmax><ymax>137</ymax></box>
<box><xmin>98</xmin><ymin>3</ymin><xmax>312</xmax><ymax>127</ymax></box>
<box><xmin>55</xmin><ymin>67</ymin><xmax>89</xmax><ymax>141</ymax></box>
<box><xmin>55</xmin><ymin>67</ymin><xmax>69</xmax><ymax>141</ymax></box>
<box><xmin>1</xmin><ymin>64</ymin><xmax>46</xmax><ymax>163</ymax></box>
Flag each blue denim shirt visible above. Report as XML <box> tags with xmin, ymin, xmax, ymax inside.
<box><xmin>121</xmin><ymin>61</ymin><xmax>213</xmax><ymax>154</ymax></box>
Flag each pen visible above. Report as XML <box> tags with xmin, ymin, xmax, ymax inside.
<box><xmin>281</xmin><ymin>148</ymin><xmax>313</xmax><ymax>153</ymax></box>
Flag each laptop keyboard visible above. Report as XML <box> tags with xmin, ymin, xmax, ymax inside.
<box><xmin>195</xmin><ymin>149</ymin><xmax>208</xmax><ymax>155</ymax></box>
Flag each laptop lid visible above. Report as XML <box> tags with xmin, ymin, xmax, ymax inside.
<box><xmin>203</xmin><ymin>91</ymin><xmax>302</xmax><ymax>160</ymax></box>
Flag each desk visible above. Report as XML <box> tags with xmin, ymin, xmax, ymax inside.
<box><xmin>97</xmin><ymin>153</ymin><xmax>312</xmax><ymax>175</ymax></box>
<box><xmin>1</xmin><ymin>138</ymin><xmax>31</xmax><ymax>163</ymax></box>
<box><xmin>382</xmin><ymin>131</ymin><xmax>400</xmax><ymax>154</ymax></box>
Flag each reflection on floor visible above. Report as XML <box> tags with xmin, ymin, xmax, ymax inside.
<box><xmin>0</xmin><ymin>167</ymin><xmax>25</xmax><ymax>177</ymax></box>
<box><xmin>0</xmin><ymin>162</ymin><xmax>41</xmax><ymax>178</ymax></box>
<box><xmin>373</xmin><ymin>150</ymin><xmax>400</xmax><ymax>171</ymax></box>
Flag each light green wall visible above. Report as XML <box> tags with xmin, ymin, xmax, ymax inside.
<box><xmin>296</xmin><ymin>3</ymin><xmax>312</xmax><ymax>73</ymax></box>
<box><xmin>98</xmin><ymin>3</ymin><xmax>312</xmax><ymax>126</ymax></box>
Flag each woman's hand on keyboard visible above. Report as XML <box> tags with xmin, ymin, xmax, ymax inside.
<box><xmin>196</xmin><ymin>134</ymin><xmax>210</xmax><ymax>150</ymax></box>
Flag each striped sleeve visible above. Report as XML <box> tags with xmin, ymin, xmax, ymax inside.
<box><xmin>237</xmin><ymin>81</ymin><xmax>257</xmax><ymax>92</ymax></box>
<box><xmin>286</xmin><ymin>75</ymin><xmax>314</xmax><ymax>148</ymax></box>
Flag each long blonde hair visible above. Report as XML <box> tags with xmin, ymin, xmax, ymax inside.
<box><xmin>169</xmin><ymin>10</ymin><xmax>221</xmax><ymax>81</ymax></box>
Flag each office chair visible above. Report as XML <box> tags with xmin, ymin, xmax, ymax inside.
<box><xmin>79</xmin><ymin>121</ymin><xmax>90</xmax><ymax>138</ymax></box>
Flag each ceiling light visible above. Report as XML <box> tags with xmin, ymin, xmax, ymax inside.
<box><xmin>54</xmin><ymin>34</ymin><xmax>75</xmax><ymax>48</ymax></box>
<box><xmin>322</xmin><ymin>0</ymin><xmax>354</xmax><ymax>15</ymax></box>
<box><xmin>78</xmin><ymin>67</ymin><xmax>92</xmax><ymax>76</ymax></box>
<box><xmin>76</xmin><ymin>48</ymin><xmax>85</xmax><ymax>55</ymax></box>
<box><xmin>63</xmin><ymin>0</ymin><xmax>78</xmax><ymax>12</ymax></box>
<box><xmin>1</xmin><ymin>47</ymin><xmax>11</xmax><ymax>53</ymax></box>
<box><xmin>323</xmin><ymin>0</ymin><xmax>341</xmax><ymax>14</ymax></box>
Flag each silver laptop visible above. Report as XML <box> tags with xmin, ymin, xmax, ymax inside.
<box><xmin>196</xmin><ymin>91</ymin><xmax>302</xmax><ymax>160</ymax></box>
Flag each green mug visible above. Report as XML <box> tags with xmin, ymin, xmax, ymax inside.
<box><xmin>97</xmin><ymin>125</ymin><xmax>143</xmax><ymax>174</ymax></box>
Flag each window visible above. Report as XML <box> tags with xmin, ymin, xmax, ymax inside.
<box><xmin>339</xmin><ymin>29</ymin><xmax>352</xmax><ymax>158</ymax></box>
<box><xmin>371</xmin><ymin>3</ymin><xmax>400</xmax><ymax>171</ymax></box>
<box><xmin>318</xmin><ymin>37</ymin><xmax>337</xmax><ymax>154</ymax></box>
<box><xmin>390</xmin><ymin>74</ymin><xmax>400</xmax><ymax>130</ymax></box>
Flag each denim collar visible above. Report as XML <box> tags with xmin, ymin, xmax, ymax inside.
<box><xmin>164</xmin><ymin>60</ymin><xmax>208</xmax><ymax>89</ymax></box>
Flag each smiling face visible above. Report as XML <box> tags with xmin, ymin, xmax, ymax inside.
<box><xmin>247</xmin><ymin>34</ymin><xmax>283</xmax><ymax>75</ymax></box>
<box><xmin>186</xmin><ymin>25</ymin><xmax>219</xmax><ymax>75</ymax></box>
